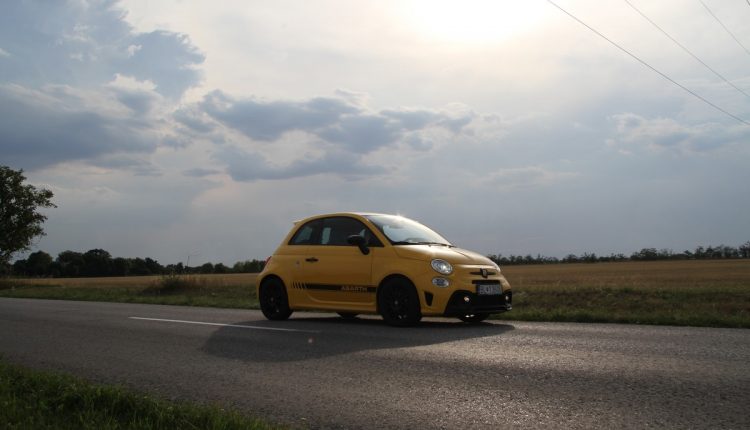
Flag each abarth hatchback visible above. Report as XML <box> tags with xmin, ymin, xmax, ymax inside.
<box><xmin>257</xmin><ymin>213</ymin><xmax>512</xmax><ymax>326</ymax></box>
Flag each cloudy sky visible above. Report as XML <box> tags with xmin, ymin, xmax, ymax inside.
<box><xmin>2</xmin><ymin>0</ymin><xmax>749</xmax><ymax>265</ymax></box>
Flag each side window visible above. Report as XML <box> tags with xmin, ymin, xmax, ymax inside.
<box><xmin>289</xmin><ymin>220</ymin><xmax>321</xmax><ymax>245</ymax></box>
<box><xmin>319</xmin><ymin>217</ymin><xmax>382</xmax><ymax>247</ymax></box>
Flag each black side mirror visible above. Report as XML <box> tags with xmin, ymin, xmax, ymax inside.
<box><xmin>347</xmin><ymin>235</ymin><xmax>370</xmax><ymax>255</ymax></box>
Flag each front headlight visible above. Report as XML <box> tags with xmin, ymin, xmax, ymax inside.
<box><xmin>431</xmin><ymin>259</ymin><xmax>453</xmax><ymax>275</ymax></box>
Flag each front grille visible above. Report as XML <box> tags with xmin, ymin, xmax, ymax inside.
<box><xmin>443</xmin><ymin>290</ymin><xmax>512</xmax><ymax>316</ymax></box>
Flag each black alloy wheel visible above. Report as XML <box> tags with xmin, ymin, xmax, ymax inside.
<box><xmin>259</xmin><ymin>278</ymin><xmax>293</xmax><ymax>320</ymax></box>
<box><xmin>378</xmin><ymin>279</ymin><xmax>422</xmax><ymax>327</ymax></box>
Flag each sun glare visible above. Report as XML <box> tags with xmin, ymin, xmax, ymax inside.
<box><xmin>405</xmin><ymin>0</ymin><xmax>548</xmax><ymax>44</ymax></box>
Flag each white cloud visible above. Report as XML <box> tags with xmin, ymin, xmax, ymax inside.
<box><xmin>608</xmin><ymin>113</ymin><xmax>750</xmax><ymax>154</ymax></box>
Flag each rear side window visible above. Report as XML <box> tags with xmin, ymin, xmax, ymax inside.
<box><xmin>289</xmin><ymin>219</ymin><xmax>321</xmax><ymax>245</ymax></box>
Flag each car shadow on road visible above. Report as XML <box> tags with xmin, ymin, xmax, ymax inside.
<box><xmin>202</xmin><ymin>315</ymin><xmax>515</xmax><ymax>363</ymax></box>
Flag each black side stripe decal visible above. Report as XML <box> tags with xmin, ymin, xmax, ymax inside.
<box><xmin>292</xmin><ymin>283</ymin><xmax>376</xmax><ymax>293</ymax></box>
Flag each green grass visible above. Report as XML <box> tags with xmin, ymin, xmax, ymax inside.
<box><xmin>2</xmin><ymin>260</ymin><xmax>749</xmax><ymax>328</ymax></box>
<box><xmin>0</xmin><ymin>359</ymin><xmax>280</xmax><ymax>430</ymax></box>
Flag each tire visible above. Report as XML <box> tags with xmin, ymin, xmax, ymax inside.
<box><xmin>378</xmin><ymin>278</ymin><xmax>422</xmax><ymax>327</ymax></box>
<box><xmin>337</xmin><ymin>312</ymin><xmax>359</xmax><ymax>320</ymax></box>
<box><xmin>259</xmin><ymin>278</ymin><xmax>293</xmax><ymax>320</ymax></box>
<box><xmin>458</xmin><ymin>313</ymin><xmax>490</xmax><ymax>323</ymax></box>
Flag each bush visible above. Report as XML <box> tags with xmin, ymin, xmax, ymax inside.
<box><xmin>142</xmin><ymin>273</ymin><xmax>203</xmax><ymax>295</ymax></box>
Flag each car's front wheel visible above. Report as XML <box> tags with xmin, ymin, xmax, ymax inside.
<box><xmin>259</xmin><ymin>278</ymin><xmax>293</xmax><ymax>320</ymax></box>
<box><xmin>378</xmin><ymin>278</ymin><xmax>422</xmax><ymax>327</ymax></box>
<box><xmin>458</xmin><ymin>313</ymin><xmax>490</xmax><ymax>323</ymax></box>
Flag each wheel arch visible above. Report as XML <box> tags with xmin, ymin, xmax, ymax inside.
<box><xmin>257</xmin><ymin>273</ymin><xmax>285</xmax><ymax>294</ymax></box>
<box><xmin>376</xmin><ymin>274</ymin><xmax>416</xmax><ymax>314</ymax></box>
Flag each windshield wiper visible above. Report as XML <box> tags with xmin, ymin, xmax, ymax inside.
<box><xmin>391</xmin><ymin>241</ymin><xmax>453</xmax><ymax>247</ymax></box>
<box><xmin>420</xmin><ymin>242</ymin><xmax>454</xmax><ymax>247</ymax></box>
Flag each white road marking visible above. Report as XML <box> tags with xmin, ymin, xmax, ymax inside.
<box><xmin>128</xmin><ymin>317</ymin><xmax>321</xmax><ymax>333</ymax></box>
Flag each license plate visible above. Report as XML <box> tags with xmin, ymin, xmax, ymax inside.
<box><xmin>476</xmin><ymin>284</ymin><xmax>502</xmax><ymax>295</ymax></box>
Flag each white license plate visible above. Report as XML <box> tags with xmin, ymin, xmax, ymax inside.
<box><xmin>476</xmin><ymin>284</ymin><xmax>502</xmax><ymax>295</ymax></box>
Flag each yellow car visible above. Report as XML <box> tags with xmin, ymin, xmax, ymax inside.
<box><xmin>257</xmin><ymin>213</ymin><xmax>512</xmax><ymax>326</ymax></box>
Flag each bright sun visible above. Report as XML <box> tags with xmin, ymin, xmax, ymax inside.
<box><xmin>405</xmin><ymin>0</ymin><xmax>549</xmax><ymax>44</ymax></box>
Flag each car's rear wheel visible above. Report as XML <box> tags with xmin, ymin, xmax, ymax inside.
<box><xmin>378</xmin><ymin>278</ymin><xmax>422</xmax><ymax>327</ymax></box>
<box><xmin>458</xmin><ymin>313</ymin><xmax>490</xmax><ymax>323</ymax></box>
<box><xmin>259</xmin><ymin>278</ymin><xmax>293</xmax><ymax>320</ymax></box>
<box><xmin>337</xmin><ymin>312</ymin><xmax>358</xmax><ymax>320</ymax></box>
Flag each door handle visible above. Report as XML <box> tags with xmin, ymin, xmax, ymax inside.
<box><xmin>305</xmin><ymin>257</ymin><xmax>319</xmax><ymax>262</ymax></box>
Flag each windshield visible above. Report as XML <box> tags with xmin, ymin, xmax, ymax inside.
<box><xmin>365</xmin><ymin>215</ymin><xmax>452</xmax><ymax>246</ymax></box>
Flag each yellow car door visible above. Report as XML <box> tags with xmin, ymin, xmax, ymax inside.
<box><xmin>296</xmin><ymin>216</ymin><xmax>378</xmax><ymax>310</ymax></box>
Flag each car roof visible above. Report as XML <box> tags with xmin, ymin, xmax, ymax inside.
<box><xmin>291</xmin><ymin>212</ymin><xmax>400</xmax><ymax>224</ymax></box>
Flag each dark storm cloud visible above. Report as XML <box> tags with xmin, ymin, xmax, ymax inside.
<box><xmin>0</xmin><ymin>85</ymin><xmax>155</xmax><ymax>171</ymax></box>
<box><xmin>120</xmin><ymin>31</ymin><xmax>204</xmax><ymax>98</ymax></box>
<box><xmin>317</xmin><ymin>114</ymin><xmax>401</xmax><ymax>153</ymax></box>
<box><xmin>174</xmin><ymin>107</ymin><xmax>216</xmax><ymax>134</ymax></box>
<box><xmin>200</xmin><ymin>91</ymin><xmax>360</xmax><ymax>141</ymax></box>
<box><xmin>200</xmin><ymin>91</ymin><xmax>474</xmax><ymax>155</ymax></box>
<box><xmin>198</xmin><ymin>91</ymin><xmax>476</xmax><ymax>180</ymax></box>
<box><xmin>201</xmin><ymin>91</ymin><xmax>471</xmax><ymax>148</ymax></box>
<box><xmin>112</xmin><ymin>87</ymin><xmax>159</xmax><ymax>115</ymax></box>
<box><xmin>0</xmin><ymin>0</ymin><xmax>203</xmax><ymax>98</ymax></box>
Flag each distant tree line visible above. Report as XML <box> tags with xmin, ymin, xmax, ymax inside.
<box><xmin>489</xmin><ymin>241</ymin><xmax>750</xmax><ymax>266</ymax></box>
<box><xmin>3</xmin><ymin>240</ymin><xmax>749</xmax><ymax>277</ymax></box>
<box><xmin>4</xmin><ymin>248</ymin><xmax>266</xmax><ymax>278</ymax></box>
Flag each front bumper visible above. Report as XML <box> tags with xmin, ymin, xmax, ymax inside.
<box><xmin>443</xmin><ymin>290</ymin><xmax>512</xmax><ymax>316</ymax></box>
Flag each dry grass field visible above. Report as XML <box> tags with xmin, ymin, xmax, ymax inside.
<box><xmin>2</xmin><ymin>260</ymin><xmax>748</xmax><ymax>327</ymax></box>
<box><xmin>8</xmin><ymin>273</ymin><xmax>259</xmax><ymax>289</ymax></box>
<box><xmin>501</xmin><ymin>260</ymin><xmax>750</xmax><ymax>327</ymax></box>
<box><xmin>502</xmin><ymin>259</ymin><xmax>750</xmax><ymax>290</ymax></box>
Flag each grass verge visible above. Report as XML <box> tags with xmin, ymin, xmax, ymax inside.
<box><xmin>0</xmin><ymin>359</ymin><xmax>279</xmax><ymax>430</ymax></box>
<box><xmin>0</xmin><ymin>274</ymin><xmax>258</xmax><ymax>309</ymax></box>
<box><xmin>1</xmin><ymin>260</ymin><xmax>749</xmax><ymax>328</ymax></box>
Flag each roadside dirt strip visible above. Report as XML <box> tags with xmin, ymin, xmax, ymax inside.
<box><xmin>2</xmin><ymin>298</ymin><xmax>748</xmax><ymax>429</ymax></box>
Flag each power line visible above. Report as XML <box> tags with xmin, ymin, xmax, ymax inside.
<box><xmin>546</xmin><ymin>0</ymin><xmax>750</xmax><ymax>126</ymax></box>
<box><xmin>700</xmin><ymin>0</ymin><xmax>750</xmax><ymax>57</ymax></box>
<box><xmin>624</xmin><ymin>0</ymin><xmax>750</xmax><ymax>100</ymax></box>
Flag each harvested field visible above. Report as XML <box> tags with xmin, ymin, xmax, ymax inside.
<box><xmin>2</xmin><ymin>260</ymin><xmax>748</xmax><ymax>327</ymax></box>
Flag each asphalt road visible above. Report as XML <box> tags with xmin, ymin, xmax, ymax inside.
<box><xmin>1</xmin><ymin>298</ymin><xmax>749</xmax><ymax>429</ymax></box>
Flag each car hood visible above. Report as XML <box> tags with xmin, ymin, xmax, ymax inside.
<box><xmin>392</xmin><ymin>245</ymin><xmax>495</xmax><ymax>266</ymax></box>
